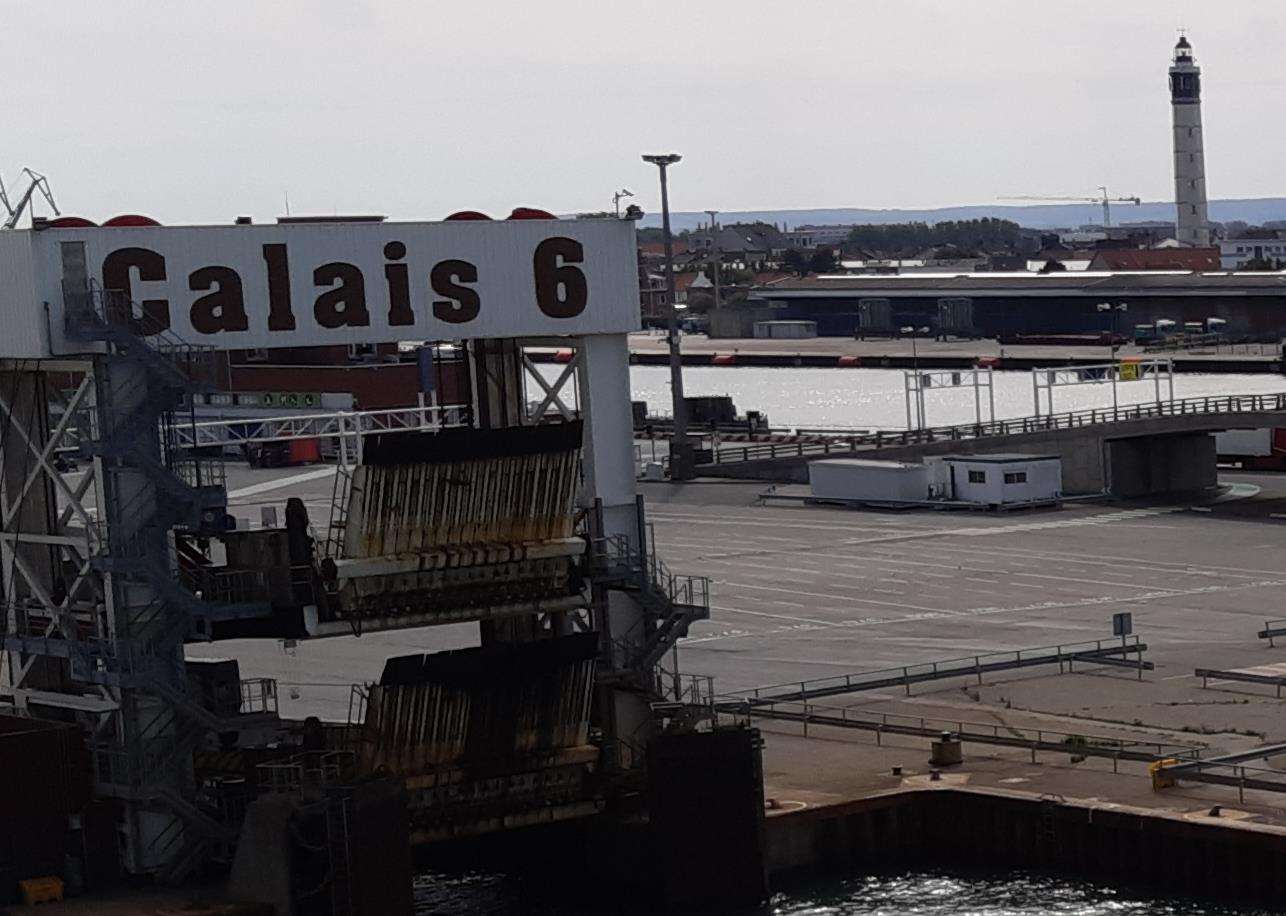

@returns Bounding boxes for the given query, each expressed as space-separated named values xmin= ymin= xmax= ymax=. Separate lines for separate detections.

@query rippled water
xmin=770 ymin=870 xmax=1268 ymax=915
xmin=623 ymin=366 xmax=1286 ymax=430
xmin=413 ymin=869 xmax=1266 ymax=915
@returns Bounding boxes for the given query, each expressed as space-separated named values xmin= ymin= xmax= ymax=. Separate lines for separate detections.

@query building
xmin=1088 ymin=248 xmax=1220 ymax=271
xmin=783 ymin=225 xmax=854 ymax=249
xmin=1220 ymin=238 xmax=1286 ymax=270
xmin=687 ymin=223 xmax=787 ymax=267
xmin=743 ymin=271 xmax=1286 ymax=338
xmin=1170 ymin=35 xmax=1211 ymax=246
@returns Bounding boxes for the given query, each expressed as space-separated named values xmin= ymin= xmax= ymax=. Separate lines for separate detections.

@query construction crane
xmin=1 ymin=167 xmax=59 ymax=229
xmin=999 ymin=186 xmax=1141 ymax=228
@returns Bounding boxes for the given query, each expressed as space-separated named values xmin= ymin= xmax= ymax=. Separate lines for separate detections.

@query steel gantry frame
xmin=0 ymin=281 xmax=276 ymax=880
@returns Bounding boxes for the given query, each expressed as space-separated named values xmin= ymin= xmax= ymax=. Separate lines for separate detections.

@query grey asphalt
xmin=195 ymin=464 xmax=1286 ymax=744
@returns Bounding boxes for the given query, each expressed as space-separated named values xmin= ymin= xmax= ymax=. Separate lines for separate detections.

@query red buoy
xmin=711 ymin=354 xmax=736 ymax=366
xmin=553 ymin=349 xmax=575 ymax=364
xmin=837 ymin=355 xmax=861 ymax=367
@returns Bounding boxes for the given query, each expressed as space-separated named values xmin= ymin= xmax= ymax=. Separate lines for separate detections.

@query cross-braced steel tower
xmin=1170 ymin=34 xmax=1211 ymax=247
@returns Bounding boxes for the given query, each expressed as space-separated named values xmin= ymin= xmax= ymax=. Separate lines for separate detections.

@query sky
xmin=4 ymin=1 xmax=1283 ymax=224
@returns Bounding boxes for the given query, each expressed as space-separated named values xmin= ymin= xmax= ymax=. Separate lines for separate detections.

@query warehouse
xmin=739 ymin=271 xmax=1286 ymax=338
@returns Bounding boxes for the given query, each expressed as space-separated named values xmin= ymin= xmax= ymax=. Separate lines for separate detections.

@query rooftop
xmin=752 ymin=270 xmax=1286 ymax=298
xmin=938 ymin=453 xmax=1061 ymax=464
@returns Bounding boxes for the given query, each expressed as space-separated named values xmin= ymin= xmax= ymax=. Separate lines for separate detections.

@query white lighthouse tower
xmin=1170 ymin=34 xmax=1211 ymax=246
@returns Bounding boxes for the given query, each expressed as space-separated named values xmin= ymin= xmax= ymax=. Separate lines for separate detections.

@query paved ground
xmin=200 ymin=465 xmax=1286 ymax=730
xmin=189 ymin=464 xmax=1286 ymax=818
xmin=651 ymin=473 xmax=1286 ymax=730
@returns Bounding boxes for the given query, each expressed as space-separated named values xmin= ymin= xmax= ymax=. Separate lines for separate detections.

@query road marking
xmin=686 ymin=577 xmax=1286 ymax=648
xmin=227 ymin=466 xmax=337 ymax=499
xmin=708 ymin=603 xmax=834 ymax=625
xmin=1011 ymin=570 xmax=1182 ymax=594
xmin=713 ymin=580 xmax=946 ymax=613
xmin=930 ymin=541 xmax=1278 ymax=580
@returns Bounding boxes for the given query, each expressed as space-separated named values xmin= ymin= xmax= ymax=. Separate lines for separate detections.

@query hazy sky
xmin=5 ymin=2 xmax=1282 ymax=223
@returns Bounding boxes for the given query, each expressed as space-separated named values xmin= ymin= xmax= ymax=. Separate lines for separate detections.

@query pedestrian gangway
xmin=702 ymin=392 xmax=1286 ymax=466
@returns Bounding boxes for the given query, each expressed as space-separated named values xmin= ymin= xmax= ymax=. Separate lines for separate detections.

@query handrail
xmin=722 ymin=636 xmax=1148 ymax=707
xmin=738 ymin=699 xmax=1204 ymax=764
xmin=712 ymin=391 xmax=1286 ymax=464
xmin=590 ymin=535 xmax=712 ymax=673
xmin=173 ymin=404 xmax=472 ymax=449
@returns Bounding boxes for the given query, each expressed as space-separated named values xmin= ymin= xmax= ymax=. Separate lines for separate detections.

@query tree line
xmin=845 ymin=218 xmax=1022 ymax=254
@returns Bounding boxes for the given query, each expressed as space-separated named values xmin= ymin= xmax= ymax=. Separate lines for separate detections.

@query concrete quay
xmin=608 ymin=332 xmax=1285 ymax=374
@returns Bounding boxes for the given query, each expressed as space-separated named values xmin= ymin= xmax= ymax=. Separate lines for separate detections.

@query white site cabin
xmin=808 ymin=453 xmax=1062 ymax=508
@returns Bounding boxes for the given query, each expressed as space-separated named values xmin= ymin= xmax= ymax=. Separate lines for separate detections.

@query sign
xmin=5 ymin=218 xmax=640 ymax=358
xmin=1112 ymin=611 xmax=1133 ymax=637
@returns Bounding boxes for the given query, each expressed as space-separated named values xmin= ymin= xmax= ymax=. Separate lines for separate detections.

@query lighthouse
xmin=1170 ymin=34 xmax=1211 ymax=246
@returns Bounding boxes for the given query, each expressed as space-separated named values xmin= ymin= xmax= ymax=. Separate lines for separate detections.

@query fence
xmin=709 ymin=392 xmax=1286 ymax=465
xmin=720 ymin=636 xmax=1150 ymax=709
xmin=741 ymin=702 xmax=1203 ymax=769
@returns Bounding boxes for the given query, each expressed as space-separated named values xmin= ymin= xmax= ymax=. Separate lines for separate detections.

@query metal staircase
xmin=591 ymin=532 xmax=711 ymax=681
xmin=49 ymin=282 xmax=262 ymax=878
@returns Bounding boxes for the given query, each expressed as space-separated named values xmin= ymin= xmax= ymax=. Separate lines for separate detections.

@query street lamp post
xmin=643 ymin=153 xmax=692 ymax=479
xmin=704 ymin=209 xmax=721 ymax=311
xmin=1096 ymin=302 xmax=1128 ymax=414
xmin=901 ymin=325 xmax=932 ymax=428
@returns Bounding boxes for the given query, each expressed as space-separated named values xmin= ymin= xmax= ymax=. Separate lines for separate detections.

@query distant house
xmin=1088 ymin=248 xmax=1220 ymax=271
xmin=1220 ymin=238 xmax=1286 ymax=270
xmin=637 ymin=239 xmax=688 ymax=260
xmin=638 ymin=255 xmax=667 ymax=320
xmin=687 ymin=223 xmax=787 ymax=268
xmin=783 ymin=225 xmax=853 ymax=249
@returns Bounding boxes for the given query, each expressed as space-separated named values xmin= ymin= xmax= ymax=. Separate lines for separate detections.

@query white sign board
xmin=1 ymin=218 xmax=640 ymax=357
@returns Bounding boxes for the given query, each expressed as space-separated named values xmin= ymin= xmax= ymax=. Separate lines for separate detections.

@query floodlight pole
xmin=643 ymin=153 xmax=692 ymax=479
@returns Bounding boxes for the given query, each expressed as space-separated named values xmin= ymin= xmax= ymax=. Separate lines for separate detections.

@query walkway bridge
xmin=699 ymin=392 xmax=1286 ymax=496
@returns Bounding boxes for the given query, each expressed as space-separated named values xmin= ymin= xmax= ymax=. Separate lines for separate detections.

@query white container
xmin=940 ymin=454 xmax=1062 ymax=506
xmin=1215 ymin=428 xmax=1272 ymax=458
xmin=808 ymin=458 xmax=931 ymax=503
xmin=753 ymin=320 xmax=818 ymax=339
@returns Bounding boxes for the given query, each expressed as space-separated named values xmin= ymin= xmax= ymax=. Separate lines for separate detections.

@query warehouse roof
xmin=938 ymin=453 xmax=1061 ymax=464
xmin=751 ymin=270 xmax=1286 ymax=299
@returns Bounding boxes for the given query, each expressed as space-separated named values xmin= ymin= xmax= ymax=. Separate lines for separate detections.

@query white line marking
xmin=227 ymin=466 xmax=337 ymax=499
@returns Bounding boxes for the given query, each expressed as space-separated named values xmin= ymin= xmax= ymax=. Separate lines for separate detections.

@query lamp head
xmin=642 ymin=154 xmax=682 ymax=167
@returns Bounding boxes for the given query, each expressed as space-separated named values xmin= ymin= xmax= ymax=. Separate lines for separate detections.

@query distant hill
xmin=637 ymin=199 xmax=1286 ymax=232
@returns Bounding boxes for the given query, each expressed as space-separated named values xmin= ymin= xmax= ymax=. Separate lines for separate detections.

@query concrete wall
xmin=766 ymin=788 xmax=1286 ymax=909
xmin=1107 ymin=432 xmax=1217 ymax=498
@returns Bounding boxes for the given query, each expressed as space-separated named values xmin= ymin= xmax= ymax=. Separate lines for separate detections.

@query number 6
xmin=533 ymin=237 xmax=588 ymax=318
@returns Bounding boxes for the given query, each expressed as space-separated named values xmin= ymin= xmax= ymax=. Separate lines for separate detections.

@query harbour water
xmin=770 ymin=870 xmax=1270 ymax=915
xmin=413 ymin=868 xmax=1269 ymax=915
xmin=623 ymin=365 xmax=1286 ymax=430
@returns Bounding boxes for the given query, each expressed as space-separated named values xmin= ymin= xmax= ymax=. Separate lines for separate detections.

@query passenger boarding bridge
xmin=0 ymin=216 xmax=711 ymax=881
